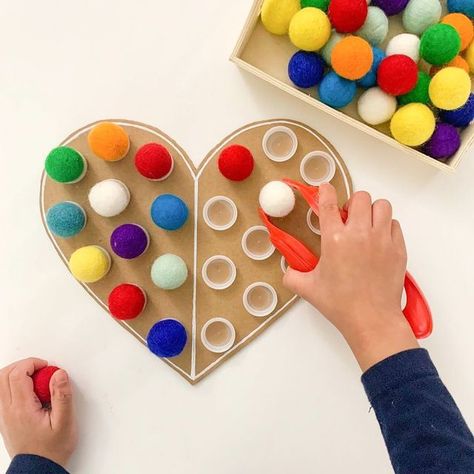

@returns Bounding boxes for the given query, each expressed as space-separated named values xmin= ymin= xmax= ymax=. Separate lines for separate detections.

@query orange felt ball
xmin=430 ymin=55 xmax=470 ymax=75
xmin=441 ymin=13 xmax=474 ymax=51
xmin=88 ymin=122 xmax=130 ymax=161
xmin=331 ymin=36 xmax=373 ymax=80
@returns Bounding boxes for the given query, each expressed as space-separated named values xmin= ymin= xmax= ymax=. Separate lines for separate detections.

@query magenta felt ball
xmin=423 ymin=123 xmax=461 ymax=160
xmin=372 ymin=0 xmax=409 ymax=16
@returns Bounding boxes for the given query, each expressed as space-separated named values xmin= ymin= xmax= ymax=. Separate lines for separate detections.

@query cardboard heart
xmin=40 ymin=119 xmax=352 ymax=384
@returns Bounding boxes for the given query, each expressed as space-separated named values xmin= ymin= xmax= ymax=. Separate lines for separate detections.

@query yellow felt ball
xmin=466 ymin=40 xmax=474 ymax=73
xmin=390 ymin=104 xmax=436 ymax=147
xmin=429 ymin=67 xmax=471 ymax=110
xmin=289 ymin=8 xmax=331 ymax=51
xmin=69 ymin=246 xmax=111 ymax=283
xmin=261 ymin=0 xmax=300 ymax=35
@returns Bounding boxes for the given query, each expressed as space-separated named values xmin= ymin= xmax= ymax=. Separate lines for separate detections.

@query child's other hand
xmin=0 ymin=358 xmax=77 ymax=468
xmin=284 ymin=184 xmax=418 ymax=371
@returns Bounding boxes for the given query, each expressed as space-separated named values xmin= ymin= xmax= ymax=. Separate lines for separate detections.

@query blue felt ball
xmin=288 ymin=51 xmax=325 ymax=88
xmin=357 ymin=47 xmax=386 ymax=88
xmin=151 ymin=194 xmax=188 ymax=231
xmin=439 ymin=93 xmax=474 ymax=128
xmin=46 ymin=201 xmax=86 ymax=238
xmin=147 ymin=319 xmax=187 ymax=358
xmin=447 ymin=0 xmax=474 ymax=17
xmin=318 ymin=72 xmax=356 ymax=109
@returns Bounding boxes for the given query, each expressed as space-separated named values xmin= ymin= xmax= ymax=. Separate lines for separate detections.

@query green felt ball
xmin=402 ymin=0 xmax=442 ymax=35
xmin=301 ymin=0 xmax=330 ymax=11
xmin=356 ymin=6 xmax=389 ymax=45
xmin=420 ymin=24 xmax=461 ymax=65
xmin=398 ymin=71 xmax=431 ymax=105
xmin=151 ymin=254 xmax=188 ymax=290
xmin=45 ymin=147 xmax=86 ymax=184
xmin=321 ymin=31 xmax=344 ymax=64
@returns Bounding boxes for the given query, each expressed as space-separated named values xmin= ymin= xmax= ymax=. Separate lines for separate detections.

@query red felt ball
xmin=218 ymin=145 xmax=254 ymax=181
xmin=32 ymin=366 xmax=60 ymax=404
xmin=134 ymin=143 xmax=173 ymax=180
xmin=108 ymin=283 xmax=146 ymax=320
xmin=328 ymin=0 xmax=368 ymax=33
xmin=377 ymin=55 xmax=418 ymax=96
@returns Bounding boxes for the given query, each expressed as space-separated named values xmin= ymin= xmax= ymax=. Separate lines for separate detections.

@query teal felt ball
xmin=318 ymin=71 xmax=357 ymax=108
xmin=321 ymin=31 xmax=344 ymax=64
xmin=356 ymin=6 xmax=389 ymax=45
xmin=46 ymin=202 xmax=86 ymax=238
xmin=402 ymin=0 xmax=442 ymax=35
xmin=447 ymin=0 xmax=474 ymax=18
xmin=398 ymin=71 xmax=431 ymax=105
xmin=151 ymin=254 xmax=188 ymax=290
xmin=420 ymin=24 xmax=461 ymax=65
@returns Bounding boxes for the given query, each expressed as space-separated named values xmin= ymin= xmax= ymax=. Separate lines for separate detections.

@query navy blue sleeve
xmin=362 ymin=348 xmax=474 ymax=474
xmin=6 ymin=454 xmax=69 ymax=474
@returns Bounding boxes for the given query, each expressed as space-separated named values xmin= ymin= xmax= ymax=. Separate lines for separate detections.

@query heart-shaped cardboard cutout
xmin=41 ymin=119 xmax=352 ymax=384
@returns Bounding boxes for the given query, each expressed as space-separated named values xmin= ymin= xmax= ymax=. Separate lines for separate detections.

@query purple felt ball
xmin=110 ymin=224 xmax=149 ymax=259
xmin=371 ymin=0 xmax=409 ymax=15
xmin=423 ymin=123 xmax=461 ymax=160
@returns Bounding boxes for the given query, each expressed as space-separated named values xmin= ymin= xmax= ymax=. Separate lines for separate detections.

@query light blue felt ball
xmin=151 ymin=254 xmax=188 ymax=290
xmin=46 ymin=201 xmax=86 ymax=238
xmin=357 ymin=47 xmax=385 ymax=88
xmin=402 ymin=0 xmax=442 ymax=35
xmin=150 ymin=194 xmax=188 ymax=231
xmin=447 ymin=0 xmax=474 ymax=18
xmin=356 ymin=6 xmax=389 ymax=45
xmin=318 ymin=72 xmax=356 ymax=109
xmin=321 ymin=31 xmax=344 ymax=65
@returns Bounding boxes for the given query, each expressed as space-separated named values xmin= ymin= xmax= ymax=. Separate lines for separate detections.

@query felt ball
xmin=390 ymin=103 xmax=436 ymax=146
xmin=147 ymin=319 xmax=187 ymax=358
xmin=150 ymin=194 xmax=189 ymax=231
xmin=32 ymin=366 xmax=60 ymax=404
xmin=331 ymin=36 xmax=373 ymax=80
xmin=467 ymin=40 xmax=474 ymax=73
xmin=328 ymin=0 xmax=368 ymax=33
xmin=134 ymin=143 xmax=173 ymax=181
xmin=88 ymin=122 xmax=130 ymax=161
xmin=422 ymin=123 xmax=461 ymax=159
xmin=319 ymin=71 xmax=357 ymax=108
xmin=386 ymin=33 xmax=420 ymax=62
xmin=110 ymin=224 xmax=149 ymax=259
xmin=88 ymin=179 xmax=130 ymax=217
xmin=46 ymin=202 xmax=87 ymax=238
xmin=289 ymin=7 xmax=331 ymax=51
xmin=357 ymin=87 xmax=397 ymax=124
xmin=439 ymin=93 xmax=474 ymax=127
xmin=45 ymin=147 xmax=87 ymax=184
xmin=108 ymin=283 xmax=146 ymax=320
xmin=402 ymin=0 xmax=442 ymax=35
xmin=357 ymin=47 xmax=385 ymax=87
xmin=398 ymin=71 xmax=431 ymax=105
xmin=377 ymin=55 xmax=418 ymax=96
xmin=429 ymin=67 xmax=471 ymax=110
xmin=288 ymin=51 xmax=325 ymax=87
xmin=441 ymin=13 xmax=474 ymax=50
xmin=218 ymin=145 xmax=254 ymax=181
xmin=151 ymin=254 xmax=188 ymax=290
xmin=261 ymin=0 xmax=301 ymax=35
xmin=356 ymin=6 xmax=389 ymax=45
xmin=301 ymin=0 xmax=330 ymax=11
xmin=259 ymin=181 xmax=296 ymax=217
xmin=419 ymin=24 xmax=461 ymax=65
xmin=447 ymin=0 xmax=474 ymax=18
xmin=69 ymin=246 xmax=111 ymax=283
xmin=321 ymin=31 xmax=345 ymax=64
xmin=430 ymin=55 xmax=470 ymax=75
xmin=371 ymin=0 xmax=409 ymax=15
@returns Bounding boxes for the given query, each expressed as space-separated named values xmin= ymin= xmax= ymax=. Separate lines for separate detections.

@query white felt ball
xmin=259 ymin=181 xmax=295 ymax=218
xmin=386 ymin=33 xmax=420 ymax=63
xmin=88 ymin=179 xmax=130 ymax=217
xmin=357 ymin=87 xmax=398 ymax=125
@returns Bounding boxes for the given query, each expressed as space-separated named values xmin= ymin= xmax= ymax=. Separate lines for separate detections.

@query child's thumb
xmin=283 ymin=267 xmax=314 ymax=297
xmin=50 ymin=369 xmax=74 ymax=430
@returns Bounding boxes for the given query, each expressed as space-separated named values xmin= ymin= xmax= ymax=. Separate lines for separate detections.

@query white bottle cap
xmin=262 ymin=126 xmax=298 ymax=162
xmin=202 ymin=196 xmax=238 ymax=231
xmin=201 ymin=255 xmax=237 ymax=290
xmin=201 ymin=317 xmax=236 ymax=353
xmin=300 ymin=151 xmax=336 ymax=186
xmin=242 ymin=282 xmax=278 ymax=317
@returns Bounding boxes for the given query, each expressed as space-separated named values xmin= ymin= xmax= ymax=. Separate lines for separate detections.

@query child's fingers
xmin=346 ymin=191 xmax=373 ymax=229
xmin=318 ymin=183 xmax=343 ymax=234
xmin=50 ymin=370 xmax=75 ymax=432
xmin=372 ymin=199 xmax=393 ymax=232
xmin=8 ymin=358 xmax=47 ymax=408
xmin=391 ymin=220 xmax=407 ymax=256
xmin=283 ymin=267 xmax=315 ymax=298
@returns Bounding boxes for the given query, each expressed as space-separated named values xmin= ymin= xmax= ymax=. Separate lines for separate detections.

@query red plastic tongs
xmin=259 ymin=178 xmax=433 ymax=339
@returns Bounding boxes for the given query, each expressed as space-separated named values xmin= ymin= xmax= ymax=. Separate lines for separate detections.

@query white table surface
xmin=0 ymin=1 xmax=473 ymax=472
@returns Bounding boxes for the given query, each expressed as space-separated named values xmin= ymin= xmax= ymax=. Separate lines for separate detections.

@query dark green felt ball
xmin=301 ymin=0 xmax=330 ymax=11
xmin=420 ymin=24 xmax=461 ymax=66
xmin=398 ymin=71 xmax=431 ymax=106
xmin=45 ymin=147 xmax=86 ymax=183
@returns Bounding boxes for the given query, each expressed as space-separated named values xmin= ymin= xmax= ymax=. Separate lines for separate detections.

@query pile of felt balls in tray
xmin=261 ymin=0 xmax=474 ymax=160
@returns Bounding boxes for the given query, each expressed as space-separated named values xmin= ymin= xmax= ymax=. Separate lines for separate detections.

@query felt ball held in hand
xmin=357 ymin=47 xmax=385 ymax=88
xmin=151 ymin=254 xmax=188 ymax=290
xmin=390 ymin=103 xmax=436 ymax=147
xmin=32 ymin=366 xmax=60 ymax=404
xmin=110 ymin=224 xmax=149 ymax=259
xmin=371 ymin=0 xmax=409 ymax=16
xmin=218 ymin=145 xmax=254 ymax=181
xmin=151 ymin=194 xmax=189 ymax=231
xmin=447 ymin=0 xmax=474 ymax=18
xmin=386 ymin=33 xmax=420 ymax=62
xmin=398 ymin=71 xmax=431 ymax=106
xmin=356 ymin=6 xmax=389 ymax=46
xmin=88 ymin=179 xmax=130 ymax=217
xmin=135 ymin=143 xmax=174 ymax=181
xmin=439 ymin=93 xmax=474 ymax=127
xmin=261 ymin=0 xmax=301 ymax=35
xmin=429 ymin=67 xmax=471 ymax=110
xmin=88 ymin=122 xmax=130 ymax=162
xmin=331 ymin=36 xmax=373 ymax=80
xmin=147 ymin=319 xmax=187 ymax=358
xmin=419 ymin=24 xmax=461 ymax=65
xmin=423 ymin=123 xmax=461 ymax=160
xmin=328 ymin=0 xmax=368 ymax=33
xmin=358 ymin=87 xmax=397 ymax=125
xmin=402 ymin=0 xmax=442 ymax=35
xmin=46 ymin=202 xmax=86 ymax=238
xmin=289 ymin=7 xmax=331 ymax=51
xmin=377 ymin=55 xmax=418 ymax=96
xmin=69 ymin=246 xmax=111 ymax=283
xmin=441 ymin=13 xmax=474 ymax=50
xmin=45 ymin=147 xmax=87 ymax=184
xmin=288 ymin=51 xmax=325 ymax=88
xmin=319 ymin=71 xmax=357 ymax=108
xmin=108 ymin=283 xmax=146 ymax=320
xmin=259 ymin=181 xmax=296 ymax=218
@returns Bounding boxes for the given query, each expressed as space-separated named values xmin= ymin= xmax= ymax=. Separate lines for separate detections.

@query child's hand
xmin=0 ymin=358 xmax=77 ymax=468
xmin=284 ymin=184 xmax=418 ymax=371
